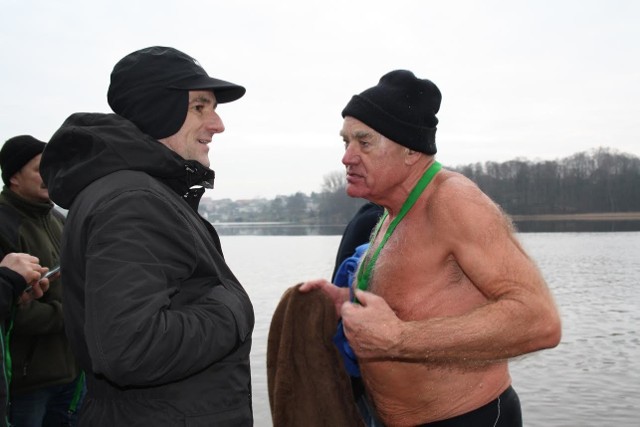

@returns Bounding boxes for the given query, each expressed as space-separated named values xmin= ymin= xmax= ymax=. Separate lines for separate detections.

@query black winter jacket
xmin=0 ymin=267 xmax=27 ymax=427
xmin=40 ymin=113 xmax=255 ymax=426
xmin=0 ymin=189 xmax=81 ymax=397
xmin=0 ymin=267 xmax=26 ymax=319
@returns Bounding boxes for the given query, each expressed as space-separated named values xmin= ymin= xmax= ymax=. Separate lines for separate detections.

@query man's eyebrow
xmin=339 ymin=129 xmax=372 ymax=139
xmin=340 ymin=130 xmax=373 ymax=139
xmin=189 ymin=95 xmax=217 ymax=106
xmin=354 ymin=130 xmax=371 ymax=139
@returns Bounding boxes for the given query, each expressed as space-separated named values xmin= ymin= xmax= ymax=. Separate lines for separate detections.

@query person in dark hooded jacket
xmin=39 ymin=46 xmax=255 ymax=427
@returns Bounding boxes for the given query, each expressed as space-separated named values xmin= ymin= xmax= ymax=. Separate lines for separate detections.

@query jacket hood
xmin=40 ymin=113 xmax=214 ymax=209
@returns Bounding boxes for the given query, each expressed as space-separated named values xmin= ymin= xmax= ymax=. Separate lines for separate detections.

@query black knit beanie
xmin=341 ymin=70 xmax=441 ymax=155
xmin=0 ymin=135 xmax=47 ymax=185
xmin=107 ymin=46 xmax=246 ymax=139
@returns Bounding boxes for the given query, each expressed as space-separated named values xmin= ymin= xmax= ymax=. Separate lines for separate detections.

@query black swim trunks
xmin=418 ymin=386 xmax=522 ymax=427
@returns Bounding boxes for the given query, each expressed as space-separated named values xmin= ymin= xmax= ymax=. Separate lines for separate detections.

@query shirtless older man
xmin=301 ymin=70 xmax=561 ymax=426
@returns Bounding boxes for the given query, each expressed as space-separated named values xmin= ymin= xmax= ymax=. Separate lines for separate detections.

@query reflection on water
xmin=220 ymin=233 xmax=640 ymax=427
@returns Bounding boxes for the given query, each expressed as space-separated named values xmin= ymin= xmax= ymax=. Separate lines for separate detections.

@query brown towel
xmin=267 ymin=284 xmax=365 ymax=427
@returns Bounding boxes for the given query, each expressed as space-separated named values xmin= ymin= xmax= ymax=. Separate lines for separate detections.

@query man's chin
xmin=345 ymin=185 xmax=367 ymax=199
xmin=197 ymin=157 xmax=210 ymax=168
xmin=39 ymin=190 xmax=51 ymax=203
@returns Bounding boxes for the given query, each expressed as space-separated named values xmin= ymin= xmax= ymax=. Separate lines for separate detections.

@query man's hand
xmin=18 ymin=278 xmax=50 ymax=305
xmin=299 ymin=279 xmax=350 ymax=317
xmin=1 ymin=252 xmax=44 ymax=283
xmin=0 ymin=253 xmax=51 ymax=306
xmin=341 ymin=289 xmax=403 ymax=360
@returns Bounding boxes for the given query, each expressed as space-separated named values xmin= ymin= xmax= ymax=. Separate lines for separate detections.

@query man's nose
xmin=342 ymin=145 xmax=358 ymax=165
xmin=207 ymin=111 xmax=225 ymax=133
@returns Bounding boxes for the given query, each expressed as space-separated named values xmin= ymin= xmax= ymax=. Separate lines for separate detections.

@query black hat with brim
xmin=108 ymin=46 xmax=245 ymax=139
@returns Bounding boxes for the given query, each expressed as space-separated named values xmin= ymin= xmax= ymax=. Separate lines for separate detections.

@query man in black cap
xmin=40 ymin=46 xmax=254 ymax=426
xmin=0 ymin=135 xmax=84 ymax=426
xmin=301 ymin=70 xmax=561 ymax=426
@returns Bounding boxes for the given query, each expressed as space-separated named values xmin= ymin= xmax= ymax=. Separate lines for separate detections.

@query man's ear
xmin=404 ymin=149 xmax=421 ymax=166
xmin=9 ymin=173 xmax=20 ymax=189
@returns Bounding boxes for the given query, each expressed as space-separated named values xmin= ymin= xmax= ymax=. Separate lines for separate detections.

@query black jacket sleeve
xmin=0 ymin=266 xmax=26 ymax=319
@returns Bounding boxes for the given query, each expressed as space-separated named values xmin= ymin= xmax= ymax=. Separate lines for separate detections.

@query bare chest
xmin=361 ymin=222 xmax=483 ymax=321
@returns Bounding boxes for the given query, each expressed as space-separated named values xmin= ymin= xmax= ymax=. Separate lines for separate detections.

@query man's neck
xmin=379 ymin=157 xmax=438 ymax=217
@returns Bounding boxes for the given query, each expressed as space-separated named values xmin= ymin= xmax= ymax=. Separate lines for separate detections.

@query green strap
xmin=68 ymin=370 xmax=85 ymax=414
xmin=4 ymin=305 xmax=17 ymax=387
xmin=355 ymin=161 xmax=442 ymax=299
xmin=2 ymin=305 xmax=16 ymax=427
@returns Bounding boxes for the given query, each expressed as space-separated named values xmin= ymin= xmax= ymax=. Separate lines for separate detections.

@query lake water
xmin=219 ymin=232 xmax=640 ymax=427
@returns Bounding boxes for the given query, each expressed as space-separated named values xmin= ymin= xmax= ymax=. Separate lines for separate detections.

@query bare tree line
xmin=453 ymin=148 xmax=640 ymax=215
xmin=201 ymin=147 xmax=640 ymax=226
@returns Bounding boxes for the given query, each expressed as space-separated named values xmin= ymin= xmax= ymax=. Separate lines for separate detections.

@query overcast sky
xmin=2 ymin=0 xmax=638 ymax=200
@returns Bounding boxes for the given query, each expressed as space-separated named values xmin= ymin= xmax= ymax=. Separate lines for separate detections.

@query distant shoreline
xmin=211 ymin=212 xmax=640 ymax=228
xmin=511 ymin=212 xmax=640 ymax=221
xmin=211 ymin=213 xmax=640 ymax=234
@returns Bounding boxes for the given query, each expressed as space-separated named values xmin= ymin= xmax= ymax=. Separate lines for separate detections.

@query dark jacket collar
xmin=0 ymin=187 xmax=54 ymax=218
xmin=163 ymin=161 xmax=215 ymax=212
xmin=41 ymin=113 xmax=217 ymax=210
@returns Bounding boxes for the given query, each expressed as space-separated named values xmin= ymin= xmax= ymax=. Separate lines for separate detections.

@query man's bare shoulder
xmin=427 ymin=168 xmax=509 ymax=234
xmin=433 ymin=169 xmax=477 ymax=189
xmin=429 ymin=169 xmax=491 ymax=209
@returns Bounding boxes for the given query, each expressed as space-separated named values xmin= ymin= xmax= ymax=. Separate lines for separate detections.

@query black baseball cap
xmin=107 ymin=46 xmax=246 ymax=139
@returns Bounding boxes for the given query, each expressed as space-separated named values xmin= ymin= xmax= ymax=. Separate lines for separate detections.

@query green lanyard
xmin=68 ymin=370 xmax=85 ymax=415
xmin=354 ymin=161 xmax=441 ymax=300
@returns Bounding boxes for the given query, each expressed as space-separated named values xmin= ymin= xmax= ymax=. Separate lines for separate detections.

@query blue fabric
xmin=332 ymin=243 xmax=369 ymax=377
xmin=333 ymin=243 xmax=369 ymax=288
xmin=333 ymin=319 xmax=361 ymax=377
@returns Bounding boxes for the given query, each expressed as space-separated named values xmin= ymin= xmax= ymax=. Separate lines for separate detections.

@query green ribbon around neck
xmin=354 ymin=161 xmax=442 ymax=301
